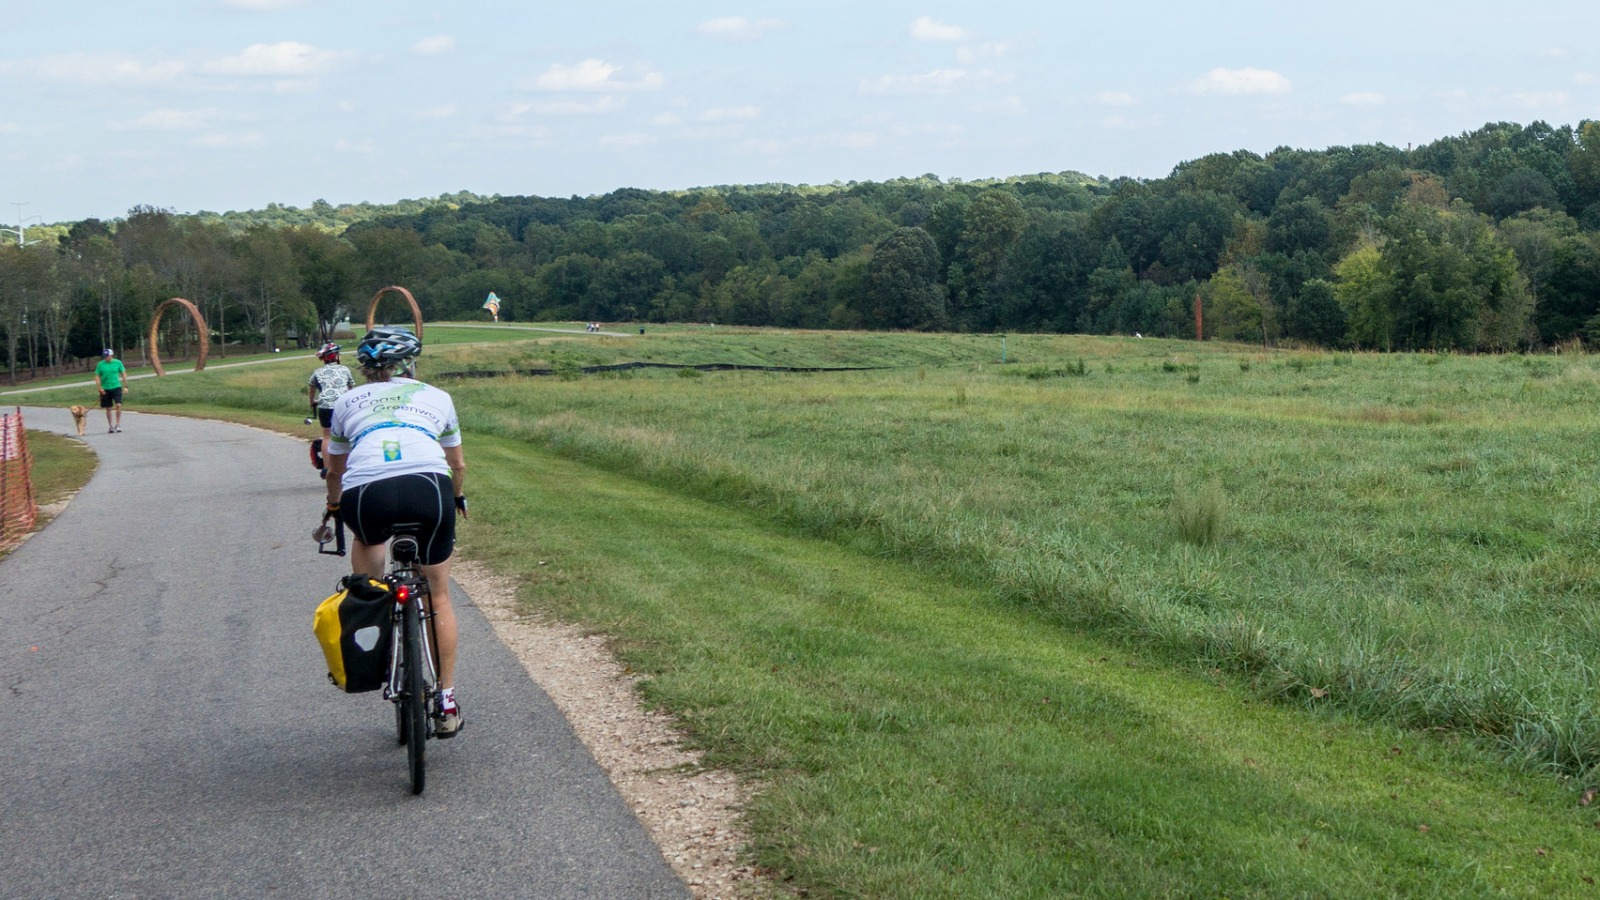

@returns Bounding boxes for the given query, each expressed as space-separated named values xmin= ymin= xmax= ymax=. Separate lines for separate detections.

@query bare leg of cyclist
xmin=419 ymin=560 xmax=458 ymax=690
xmin=349 ymin=539 xmax=386 ymax=581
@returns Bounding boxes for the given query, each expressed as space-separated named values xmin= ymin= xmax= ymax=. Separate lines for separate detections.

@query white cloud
xmin=735 ymin=137 xmax=785 ymax=156
xmin=1575 ymin=73 xmax=1598 ymax=85
xmin=696 ymin=17 xmax=786 ymax=41
xmin=192 ymin=132 xmax=263 ymax=149
xmin=699 ymin=105 xmax=761 ymax=123
xmin=219 ymin=0 xmax=310 ymax=8
xmin=1100 ymin=114 xmax=1163 ymax=132
xmin=653 ymin=112 xmax=684 ymax=126
xmin=1185 ymin=67 xmax=1292 ymax=96
xmin=861 ymin=69 xmax=970 ymax=95
xmin=910 ymin=16 xmax=969 ymax=42
xmin=270 ymin=79 xmax=320 ymax=94
xmin=1511 ymin=90 xmax=1569 ymax=108
xmin=120 ymin=108 xmax=228 ymax=130
xmin=818 ymin=132 xmax=878 ymax=150
xmin=599 ymin=133 xmax=658 ymax=149
xmin=1092 ymin=91 xmax=1137 ymax=107
xmin=12 ymin=53 xmax=185 ymax=86
xmin=334 ymin=138 xmax=374 ymax=154
xmin=470 ymin=121 xmax=551 ymax=142
xmin=202 ymin=42 xmax=347 ymax=77
xmin=892 ymin=122 xmax=965 ymax=138
xmin=957 ymin=43 xmax=1010 ymax=64
xmin=1339 ymin=92 xmax=1386 ymax=106
xmin=0 ymin=121 xmax=47 ymax=137
xmin=1537 ymin=47 xmax=1568 ymax=59
xmin=676 ymin=125 xmax=745 ymax=141
xmin=527 ymin=96 xmax=625 ymax=115
xmin=976 ymin=95 xmax=1027 ymax=116
xmin=412 ymin=36 xmax=456 ymax=57
xmin=414 ymin=104 xmax=457 ymax=120
xmin=524 ymin=59 xmax=663 ymax=92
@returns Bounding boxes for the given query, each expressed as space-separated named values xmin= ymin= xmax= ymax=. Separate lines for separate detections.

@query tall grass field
xmin=16 ymin=324 xmax=1600 ymax=896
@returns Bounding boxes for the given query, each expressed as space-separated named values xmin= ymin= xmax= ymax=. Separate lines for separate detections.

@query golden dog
xmin=69 ymin=405 xmax=89 ymax=436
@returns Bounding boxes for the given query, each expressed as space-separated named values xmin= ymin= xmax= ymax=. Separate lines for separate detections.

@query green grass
xmin=429 ymin=336 xmax=1600 ymax=784
xmin=465 ymin=436 xmax=1600 ymax=897
xmin=17 ymin=324 xmax=1600 ymax=895
xmin=26 ymin=430 xmax=98 ymax=505
xmin=3 ymin=429 xmax=97 ymax=560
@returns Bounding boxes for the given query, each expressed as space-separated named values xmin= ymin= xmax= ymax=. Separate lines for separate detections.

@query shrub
xmin=1170 ymin=478 xmax=1227 ymax=545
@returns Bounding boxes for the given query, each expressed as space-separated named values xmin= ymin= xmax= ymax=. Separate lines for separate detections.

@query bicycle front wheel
xmin=403 ymin=598 xmax=427 ymax=795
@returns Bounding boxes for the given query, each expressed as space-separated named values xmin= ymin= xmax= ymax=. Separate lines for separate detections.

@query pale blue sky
xmin=3 ymin=1 xmax=1597 ymax=223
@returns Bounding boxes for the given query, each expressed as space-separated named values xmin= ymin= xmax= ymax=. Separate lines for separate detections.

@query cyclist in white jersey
xmin=323 ymin=327 xmax=468 ymax=736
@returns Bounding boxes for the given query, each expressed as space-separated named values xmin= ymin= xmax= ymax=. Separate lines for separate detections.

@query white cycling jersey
xmin=325 ymin=377 xmax=462 ymax=491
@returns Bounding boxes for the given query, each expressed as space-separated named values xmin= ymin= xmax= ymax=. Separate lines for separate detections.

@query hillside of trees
xmin=5 ymin=119 xmax=1600 ymax=381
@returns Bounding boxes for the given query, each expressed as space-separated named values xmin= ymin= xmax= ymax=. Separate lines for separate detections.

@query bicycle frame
xmin=385 ymin=534 xmax=441 ymax=793
xmin=382 ymin=537 xmax=440 ymax=709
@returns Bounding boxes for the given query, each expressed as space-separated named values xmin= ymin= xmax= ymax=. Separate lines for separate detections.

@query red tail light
xmin=396 ymin=585 xmax=411 ymax=604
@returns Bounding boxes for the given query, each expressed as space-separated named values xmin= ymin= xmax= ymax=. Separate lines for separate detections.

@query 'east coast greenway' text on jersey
xmin=325 ymin=378 xmax=461 ymax=490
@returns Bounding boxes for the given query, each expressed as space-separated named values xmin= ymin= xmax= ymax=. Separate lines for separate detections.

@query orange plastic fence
xmin=0 ymin=408 xmax=37 ymax=544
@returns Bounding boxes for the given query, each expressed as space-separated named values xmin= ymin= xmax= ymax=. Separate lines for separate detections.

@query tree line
xmin=4 ymin=119 xmax=1600 ymax=381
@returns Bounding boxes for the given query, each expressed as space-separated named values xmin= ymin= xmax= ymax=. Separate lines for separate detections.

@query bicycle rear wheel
xmin=403 ymin=598 xmax=427 ymax=794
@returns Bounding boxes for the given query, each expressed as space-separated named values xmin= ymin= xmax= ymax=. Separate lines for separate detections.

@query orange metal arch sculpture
xmin=147 ymin=297 xmax=210 ymax=376
xmin=364 ymin=285 xmax=424 ymax=339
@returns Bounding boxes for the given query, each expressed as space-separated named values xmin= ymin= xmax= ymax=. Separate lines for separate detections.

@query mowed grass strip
xmin=465 ymin=436 xmax=1599 ymax=897
xmin=2 ymin=429 xmax=98 ymax=560
xmin=26 ymin=430 xmax=97 ymax=506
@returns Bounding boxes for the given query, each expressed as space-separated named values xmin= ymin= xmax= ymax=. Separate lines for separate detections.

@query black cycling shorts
xmin=338 ymin=472 xmax=457 ymax=565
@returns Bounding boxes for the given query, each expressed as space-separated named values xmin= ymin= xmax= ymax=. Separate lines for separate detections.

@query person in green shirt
xmin=95 ymin=348 xmax=128 ymax=433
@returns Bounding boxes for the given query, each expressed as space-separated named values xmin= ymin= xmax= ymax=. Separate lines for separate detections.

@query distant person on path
xmin=306 ymin=342 xmax=355 ymax=454
xmin=323 ymin=327 xmax=468 ymax=736
xmin=95 ymin=349 xmax=127 ymax=433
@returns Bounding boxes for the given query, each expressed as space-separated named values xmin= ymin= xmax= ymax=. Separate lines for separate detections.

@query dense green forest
xmin=5 ymin=119 xmax=1600 ymax=380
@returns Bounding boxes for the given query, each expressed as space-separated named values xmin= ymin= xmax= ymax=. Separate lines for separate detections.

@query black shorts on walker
xmin=317 ymin=407 xmax=334 ymax=428
xmin=338 ymin=472 xmax=457 ymax=565
xmin=99 ymin=388 xmax=123 ymax=408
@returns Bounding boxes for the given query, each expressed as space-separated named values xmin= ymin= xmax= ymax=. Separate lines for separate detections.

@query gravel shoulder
xmin=453 ymin=560 xmax=769 ymax=900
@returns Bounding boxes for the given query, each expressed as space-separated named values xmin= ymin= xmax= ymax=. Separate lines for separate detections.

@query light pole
xmin=0 ymin=202 xmax=42 ymax=247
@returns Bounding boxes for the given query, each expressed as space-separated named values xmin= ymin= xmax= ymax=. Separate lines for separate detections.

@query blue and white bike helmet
xmin=355 ymin=327 xmax=422 ymax=369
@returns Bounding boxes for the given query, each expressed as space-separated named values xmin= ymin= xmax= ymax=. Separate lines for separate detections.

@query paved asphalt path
xmin=0 ymin=406 xmax=687 ymax=899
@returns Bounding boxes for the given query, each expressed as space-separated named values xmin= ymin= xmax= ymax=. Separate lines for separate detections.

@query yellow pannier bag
xmin=313 ymin=577 xmax=393 ymax=692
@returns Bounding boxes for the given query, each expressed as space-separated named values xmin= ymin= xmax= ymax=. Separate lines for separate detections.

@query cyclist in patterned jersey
xmin=323 ymin=327 xmax=468 ymax=736
xmin=307 ymin=342 xmax=355 ymax=440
